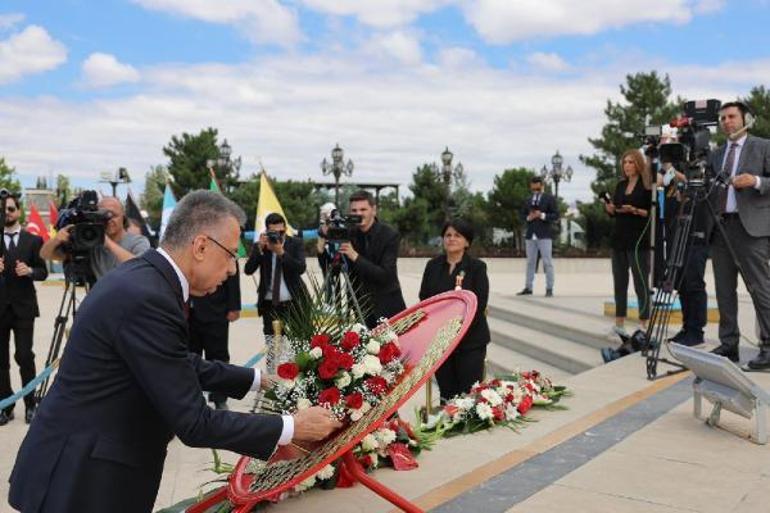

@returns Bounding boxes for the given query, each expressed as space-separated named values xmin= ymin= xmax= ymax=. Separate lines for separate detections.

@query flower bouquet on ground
xmin=419 ymin=370 xmax=571 ymax=438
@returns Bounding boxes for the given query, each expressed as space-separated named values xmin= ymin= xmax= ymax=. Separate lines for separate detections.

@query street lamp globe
xmin=441 ymin=147 xmax=453 ymax=166
xmin=220 ymin=139 xmax=232 ymax=160
xmin=551 ymin=150 xmax=563 ymax=170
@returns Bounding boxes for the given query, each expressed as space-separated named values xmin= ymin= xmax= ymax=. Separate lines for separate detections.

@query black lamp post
xmin=540 ymin=150 xmax=573 ymax=204
xmin=100 ymin=167 xmax=131 ymax=196
xmin=321 ymin=143 xmax=354 ymax=206
xmin=207 ymin=139 xmax=242 ymax=192
xmin=429 ymin=146 xmax=463 ymax=222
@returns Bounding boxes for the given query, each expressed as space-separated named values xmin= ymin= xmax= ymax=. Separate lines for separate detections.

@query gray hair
xmin=161 ymin=190 xmax=246 ymax=249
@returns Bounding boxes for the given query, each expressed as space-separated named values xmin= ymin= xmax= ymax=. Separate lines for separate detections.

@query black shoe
xmin=545 ymin=289 xmax=553 ymax=297
xmin=667 ymin=330 xmax=686 ymax=343
xmin=25 ymin=405 xmax=37 ymax=424
xmin=0 ymin=410 xmax=14 ymax=426
xmin=711 ymin=344 xmax=739 ymax=363
xmin=747 ymin=349 xmax=770 ymax=370
xmin=214 ymin=400 xmax=229 ymax=411
xmin=678 ymin=335 xmax=705 ymax=347
xmin=516 ymin=288 xmax=532 ymax=296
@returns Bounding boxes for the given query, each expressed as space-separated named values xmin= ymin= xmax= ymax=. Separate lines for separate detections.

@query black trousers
xmin=0 ymin=306 xmax=37 ymax=414
xmin=611 ymin=248 xmax=650 ymax=320
xmin=188 ymin=316 xmax=230 ymax=404
xmin=677 ymin=242 xmax=709 ymax=336
xmin=435 ymin=345 xmax=487 ymax=402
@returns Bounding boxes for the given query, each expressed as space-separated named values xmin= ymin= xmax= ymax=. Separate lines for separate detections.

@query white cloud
xmin=0 ymin=13 xmax=25 ymax=30
xmin=363 ymin=31 xmax=423 ymax=66
xmin=527 ymin=52 xmax=569 ymax=72
xmin=461 ymin=0 xmax=697 ymax=43
xmin=132 ymin=0 xmax=302 ymax=46
xmin=437 ymin=47 xmax=482 ymax=69
xmin=82 ymin=53 xmax=141 ymax=88
xmin=0 ymin=25 xmax=67 ymax=84
xmin=301 ymin=0 xmax=449 ymax=28
xmin=693 ymin=0 xmax=725 ymax=14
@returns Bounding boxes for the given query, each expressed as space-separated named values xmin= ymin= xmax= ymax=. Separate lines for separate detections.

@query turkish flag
xmin=25 ymin=203 xmax=50 ymax=242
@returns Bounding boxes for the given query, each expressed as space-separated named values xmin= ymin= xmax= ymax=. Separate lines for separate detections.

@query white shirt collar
xmin=5 ymin=224 xmax=21 ymax=235
xmin=729 ymin=134 xmax=747 ymax=147
xmin=156 ymin=247 xmax=189 ymax=302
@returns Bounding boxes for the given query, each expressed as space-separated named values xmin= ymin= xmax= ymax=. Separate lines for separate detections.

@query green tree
xmin=740 ymin=85 xmax=770 ymax=140
xmin=163 ymin=128 xmax=240 ymax=196
xmin=141 ymin=165 xmax=169 ymax=229
xmin=486 ymin=167 xmax=535 ymax=246
xmin=0 ymin=157 xmax=21 ymax=192
xmin=408 ymin=163 xmax=448 ymax=235
xmin=55 ymin=174 xmax=73 ymax=206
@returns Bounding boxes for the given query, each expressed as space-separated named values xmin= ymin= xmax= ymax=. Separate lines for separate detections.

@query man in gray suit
xmin=708 ymin=101 xmax=770 ymax=369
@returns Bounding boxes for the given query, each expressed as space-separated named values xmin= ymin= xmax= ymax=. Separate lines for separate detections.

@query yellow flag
xmin=255 ymin=171 xmax=294 ymax=239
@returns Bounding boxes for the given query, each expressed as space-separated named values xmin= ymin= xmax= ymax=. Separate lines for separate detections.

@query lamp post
xmin=320 ymin=143 xmax=354 ymax=206
xmin=539 ymin=150 xmax=572 ymax=205
xmin=207 ymin=139 xmax=242 ymax=192
xmin=429 ymin=146 xmax=463 ymax=222
xmin=99 ymin=167 xmax=131 ymax=196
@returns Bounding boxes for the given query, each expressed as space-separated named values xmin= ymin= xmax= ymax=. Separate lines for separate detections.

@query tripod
xmin=322 ymin=247 xmax=366 ymax=326
xmin=645 ymin=174 xmax=770 ymax=379
xmin=35 ymin=274 xmax=90 ymax=401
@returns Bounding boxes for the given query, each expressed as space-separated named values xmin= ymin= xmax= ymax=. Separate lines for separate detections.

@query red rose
xmin=323 ymin=345 xmax=341 ymax=361
xmin=341 ymin=331 xmax=360 ymax=350
xmin=492 ymin=406 xmax=505 ymax=421
xmin=277 ymin=362 xmax=299 ymax=380
xmin=365 ymin=376 xmax=388 ymax=395
xmin=517 ymin=395 xmax=533 ymax=415
xmin=378 ymin=342 xmax=401 ymax=364
xmin=318 ymin=359 xmax=339 ymax=380
xmin=444 ymin=404 xmax=459 ymax=417
xmin=311 ymin=334 xmax=331 ymax=349
xmin=338 ymin=352 xmax=354 ymax=370
xmin=345 ymin=392 xmax=363 ymax=409
xmin=318 ymin=387 xmax=341 ymax=405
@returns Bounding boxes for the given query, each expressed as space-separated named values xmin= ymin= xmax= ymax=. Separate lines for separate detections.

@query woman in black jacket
xmin=419 ymin=219 xmax=490 ymax=401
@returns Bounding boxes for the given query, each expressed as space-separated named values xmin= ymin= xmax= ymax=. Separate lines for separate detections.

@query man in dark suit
xmin=0 ymin=195 xmax=48 ymax=426
xmin=244 ymin=212 xmax=307 ymax=343
xmin=8 ymin=191 xmax=340 ymax=513
xmin=517 ymin=176 xmax=559 ymax=297
xmin=338 ymin=189 xmax=406 ymax=328
xmin=708 ymin=101 xmax=770 ymax=369
xmin=188 ymin=269 xmax=241 ymax=410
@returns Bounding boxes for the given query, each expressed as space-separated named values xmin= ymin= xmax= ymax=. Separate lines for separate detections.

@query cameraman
xmin=244 ymin=213 xmax=307 ymax=337
xmin=337 ymin=189 xmax=406 ymax=328
xmin=40 ymin=197 xmax=150 ymax=280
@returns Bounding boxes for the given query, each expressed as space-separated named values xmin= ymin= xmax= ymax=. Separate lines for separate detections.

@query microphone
xmin=727 ymin=116 xmax=755 ymax=141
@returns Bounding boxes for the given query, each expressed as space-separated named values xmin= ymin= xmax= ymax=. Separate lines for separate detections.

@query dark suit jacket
xmin=0 ymin=230 xmax=48 ymax=318
xmin=9 ymin=249 xmax=283 ymax=513
xmin=348 ymin=221 xmax=406 ymax=328
xmin=520 ymin=192 xmax=559 ymax=239
xmin=189 ymin=269 xmax=241 ymax=323
xmin=244 ymin=236 xmax=307 ymax=312
xmin=708 ymin=134 xmax=770 ymax=238
xmin=419 ymin=254 xmax=490 ymax=350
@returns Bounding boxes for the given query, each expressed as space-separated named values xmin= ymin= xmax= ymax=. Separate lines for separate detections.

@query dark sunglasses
xmin=5 ymin=206 xmax=17 ymax=213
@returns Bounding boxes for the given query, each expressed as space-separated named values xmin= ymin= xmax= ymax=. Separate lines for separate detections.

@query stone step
xmin=485 ymin=342 xmax=572 ymax=383
xmin=487 ymin=317 xmax=603 ymax=375
xmin=488 ymin=295 xmax=610 ymax=350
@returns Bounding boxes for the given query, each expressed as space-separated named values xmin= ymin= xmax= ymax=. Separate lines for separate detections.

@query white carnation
xmin=457 ymin=397 xmax=475 ymax=411
xmin=295 ymin=475 xmax=316 ymax=492
xmin=351 ymin=363 xmax=366 ymax=379
xmin=376 ymin=428 xmax=397 ymax=447
xmin=363 ymin=354 xmax=382 ymax=376
xmin=309 ymin=347 xmax=323 ymax=359
xmin=365 ymin=340 xmax=381 ymax=355
xmin=351 ymin=323 xmax=368 ymax=335
xmin=361 ymin=434 xmax=378 ymax=452
xmin=335 ymin=372 xmax=352 ymax=388
xmin=350 ymin=408 xmax=364 ymax=422
xmin=296 ymin=397 xmax=312 ymax=410
xmin=317 ymin=464 xmax=335 ymax=481
xmin=480 ymin=389 xmax=503 ymax=407
xmin=475 ymin=402 xmax=493 ymax=420
xmin=505 ymin=404 xmax=520 ymax=421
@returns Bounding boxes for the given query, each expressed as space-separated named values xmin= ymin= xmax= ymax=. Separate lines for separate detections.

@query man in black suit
xmin=188 ymin=269 xmax=241 ymax=410
xmin=338 ymin=189 xmax=406 ymax=328
xmin=517 ymin=176 xmax=559 ymax=297
xmin=0 ymin=195 xmax=48 ymax=426
xmin=707 ymin=101 xmax=770 ymax=369
xmin=9 ymin=191 xmax=340 ymax=513
xmin=244 ymin=212 xmax=307 ymax=338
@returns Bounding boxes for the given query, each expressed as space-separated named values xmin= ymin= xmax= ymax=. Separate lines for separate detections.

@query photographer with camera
xmin=708 ymin=101 xmax=770 ymax=369
xmin=603 ymin=149 xmax=652 ymax=338
xmin=40 ymin=196 xmax=150 ymax=281
xmin=336 ymin=189 xmax=406 ymax=329
xmin=244 ymin=213 xmax=308 ymax=337
xmin=1 ymin=195 xmax=48 ymax=426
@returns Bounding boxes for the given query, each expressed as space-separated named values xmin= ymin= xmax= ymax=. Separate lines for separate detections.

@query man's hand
xmin=338 ymin=242 xmax=359 ymax=262
xmin=0 ymin=256 xmax=4 ymax=273
xmin=260 ymin=373 xmax=277 ymax=390
xmin=604 ymin=202 xmax=615 ymax=215
xmin=55 ymin=225 xmax=74 ymax=244
xmin=268 ymin=239 xmax=285 ymax=257
xmin=14 ymin=260 xmax=32 ymax=277
xmin=732 ymin=173 xmax=758 ymax=190
xmin=258 ymin=233 xmax=269 ymax=251
xmin=292 ymin=406 xmax=343 ymax=442
xmin=226 ymin=310 xmax=240 ymax=322
xmin=526 ymin=209 xmax=541 ymax=221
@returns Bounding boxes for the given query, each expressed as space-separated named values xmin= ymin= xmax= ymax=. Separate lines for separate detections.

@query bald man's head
xmin=99 ymin=196 xmax=127 ymax=239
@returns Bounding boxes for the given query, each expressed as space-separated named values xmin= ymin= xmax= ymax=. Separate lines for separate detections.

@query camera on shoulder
xmin=56 ymin=190 xmax=111 ymax=253
xmin=325 ymin=209 xmax=362 ymax=243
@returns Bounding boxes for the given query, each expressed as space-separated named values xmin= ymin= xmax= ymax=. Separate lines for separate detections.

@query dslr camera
xmin=324 ymin=209 xmax=362 ymax=243
xmin=265 ymin=230 xmax=285 ymax=244
xmin=56 ymin=190 xmax=111 ymax=253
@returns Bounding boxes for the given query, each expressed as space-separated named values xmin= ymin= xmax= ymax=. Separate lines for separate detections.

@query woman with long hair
xmin=603 ymin=149 xmax=652 ymax=336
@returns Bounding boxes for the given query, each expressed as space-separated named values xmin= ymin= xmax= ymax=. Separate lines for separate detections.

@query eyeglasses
xmin=205 ymin=235 xmax=239 ymax=267
xmin=5 ymin=206 xmax=17 ymax=213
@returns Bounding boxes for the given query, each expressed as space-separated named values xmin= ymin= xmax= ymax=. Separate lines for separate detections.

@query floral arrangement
xmin=266 ymin=321 xmax=405 ymax=423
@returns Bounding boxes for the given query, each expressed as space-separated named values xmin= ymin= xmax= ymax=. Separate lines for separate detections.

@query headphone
xmin=723 ymin=101 xmax=756 ymax=140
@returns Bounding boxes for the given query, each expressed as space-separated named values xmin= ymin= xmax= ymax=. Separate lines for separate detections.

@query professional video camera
xmin=55 ymin=190 xmax=111 ymax=254
xmin=324 ymin=209 xmax=362 ymax=243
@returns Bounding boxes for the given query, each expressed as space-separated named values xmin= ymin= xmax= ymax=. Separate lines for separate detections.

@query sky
xmin=1 ymin=0 xmax=768 ymax=205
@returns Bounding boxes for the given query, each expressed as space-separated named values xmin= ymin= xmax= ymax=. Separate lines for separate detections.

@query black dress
xmin=419 ymin=253 xmax=490 ymax=401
